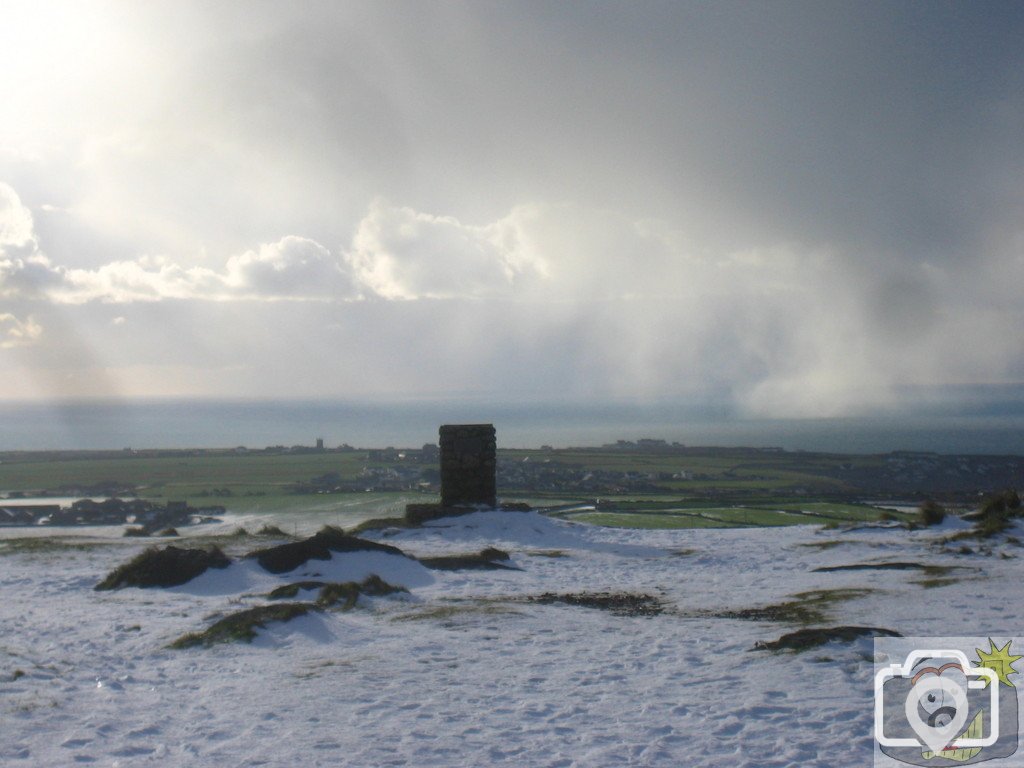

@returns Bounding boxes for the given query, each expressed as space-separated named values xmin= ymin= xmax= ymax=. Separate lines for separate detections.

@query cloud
xmin=0 ymin=313 xmax=42 ymax=349
xmin=0 ymin=183 xmax=36 ymax=248
xmin=225 ymin=236 xmax=357 ymax=300
xmin=1 ymin=190 xmax=359 ymax=304
xmin=344 ymin=200 xmax=543 ymax=300
xmin=2 ymin=182 xmax=1023 ymax=417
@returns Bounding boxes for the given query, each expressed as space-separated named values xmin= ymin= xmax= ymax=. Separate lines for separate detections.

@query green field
xmin=0 ymin=446 xmax=931 ymax=530
xmin=0 ymin=452 xmax=368 ymax=495
xmin=566 ymin=501 xmax=912 ymax=529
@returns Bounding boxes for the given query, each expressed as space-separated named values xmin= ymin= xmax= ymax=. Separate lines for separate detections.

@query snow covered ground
xmin=1 ymin=511 xmax=1021 ymax=766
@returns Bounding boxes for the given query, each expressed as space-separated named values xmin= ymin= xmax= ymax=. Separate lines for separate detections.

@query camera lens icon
xmin=905 ymin=674 xmax=971 ymax=754
xmin=876 ymin=649 xmax=1000 ymax=756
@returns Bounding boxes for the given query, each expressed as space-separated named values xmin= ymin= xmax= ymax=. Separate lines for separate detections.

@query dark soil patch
xmin=419 ymin=547 xmax=515 ymax=571
xmin=527 ymin=591 xmax=665 ymax=617
xmin=96 ymin=545 xmax=230 ymax=590
xmin=246 ymin=526 xmax=409 ymax=574
xmin=753 ymin=626 xmax=901 ymax=652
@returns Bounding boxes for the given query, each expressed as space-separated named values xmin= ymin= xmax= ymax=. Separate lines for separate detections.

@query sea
xmin=0 ymin=398 xmax=1022 ymax=455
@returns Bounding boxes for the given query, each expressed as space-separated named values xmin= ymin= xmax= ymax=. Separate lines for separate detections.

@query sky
xmin=1 ymin=0 xmax=1022 ymax=418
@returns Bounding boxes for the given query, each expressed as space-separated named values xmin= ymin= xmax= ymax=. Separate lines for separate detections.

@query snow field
xmin=1 ymin=511 xmax=1020 ymax=766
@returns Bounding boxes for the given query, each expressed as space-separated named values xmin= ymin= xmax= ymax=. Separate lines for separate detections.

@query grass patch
xmin=572 ymin=503 xmax=900 ymax=529
xmin=917 ymin=500 xmax=946 ymax=527
xmin=948 ymin=490 xmax=1023 ymax=542
xmin=798 ymin=540 xmax=853 ymax=550
xmin=572 ymin=512 xmax=725 ymax=529
xmin=170 ymin=603 xmax=314 ymax=648
xmin=246 ymin=525 xmax=408 ymax=574
xmin=267 ymin=581 xmax=325 ymax=599
xmin=526 ymin=591 xmax=666 ymax=617
xmin=347 ymin=516 xmax=415 ymax=535
xmin=0 ymin=538 xmax=107 ymax=555
xmin=95 ymin=545 xmax=230 ymax=590
xmin=269 ymin=575 xmax=407 ymax=604
xmin=393 ymin=602 xmax=523 ymax=622
xmin=813 ymin=562 xmax=959 ymax=575
xmin=706 ymin=588 xmax=873 ymax=625
xmin=753 ymin=626 xmax=902 ymax=652
xmin=913 ymin=576 xmax=961 ymax=589
xmin=173 ymin=576 xmax=407 ymax=648
xmin=419 ymin=547 xmax=515 ymax=571
xmin=317 ymin=575 xmax=407 ymax=608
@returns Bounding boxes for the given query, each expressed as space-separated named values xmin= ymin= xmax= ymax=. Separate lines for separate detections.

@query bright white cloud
xmin=0 ymin=183 xmax=36 ymax=247
xmin=344 ymin=200 xmax=545 ymax=300
xmin=0 ymin=194 xmax=358 ymax=304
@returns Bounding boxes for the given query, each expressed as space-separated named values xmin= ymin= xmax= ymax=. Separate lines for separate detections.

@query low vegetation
xmin=917 ymin=499 xmax=946 ymax=527
xmin=753 ymin=626 xmax=901 ymax=652
xmin=172 ymin=575 xmax=406 ymax=648
xmin=170 ymin=603 xmax=314 ymax=648
xmin=812 ymin=561 xmax=959 ymax=575
xmin=95 ymin=545 xmax=230 ymax=590
xmin=946 ymin=490 xmax=1023 ymax=541
xmin=393 ymin=601 xmax=523 ymax=623
xmin=246 ymin=525 xmax=409 ymax=574
xmin=706 ymin=588 xmax=874 ymax=626
xmin=525 ymin=591 xmax=666 ymax=617
xmin=267 ymin=581 xmax=326 ymax=599
xmin=419 ymin=547 xmax=515 ymax=571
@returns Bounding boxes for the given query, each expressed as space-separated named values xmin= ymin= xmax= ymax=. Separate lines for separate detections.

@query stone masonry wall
xmin=439 ymin=424 xmax=497 ymax=508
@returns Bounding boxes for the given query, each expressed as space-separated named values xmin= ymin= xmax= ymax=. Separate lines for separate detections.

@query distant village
xmin=3 ymin=438 xmax=1023 ymax=525
xmin=0 ymin=498 xmax=224 ymax=532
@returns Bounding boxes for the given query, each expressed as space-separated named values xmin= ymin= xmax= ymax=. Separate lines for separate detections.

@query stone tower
xmin=438 ymin=424 xmax=497 ymax=508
